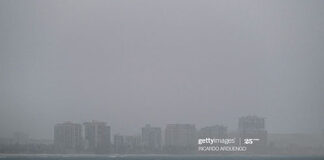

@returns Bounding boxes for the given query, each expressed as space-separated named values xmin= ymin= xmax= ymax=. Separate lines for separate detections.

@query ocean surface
xmin=0 ymin=155 xmax=323 ymax=160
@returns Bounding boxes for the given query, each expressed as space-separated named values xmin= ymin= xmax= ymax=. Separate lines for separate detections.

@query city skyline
xmin=0 ymin=114 xmax=322 ymax=140
xmin=0 ymin=115 xmax=323 ymax=155
xmin=55 ymin=116 xmax=264 ymax=153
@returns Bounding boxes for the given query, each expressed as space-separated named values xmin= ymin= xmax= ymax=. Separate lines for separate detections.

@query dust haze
xmin=0 ymin=0 xmax=323 ymax=139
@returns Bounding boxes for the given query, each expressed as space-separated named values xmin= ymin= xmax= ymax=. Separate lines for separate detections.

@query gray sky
xmin=0 ymin=0 xmax=324 ymax=139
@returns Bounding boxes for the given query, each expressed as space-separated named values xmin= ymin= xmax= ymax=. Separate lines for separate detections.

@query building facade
xmin=83 ymin=121 xmax=111 ymax=153
xmin=54 ymin=122 xmax=82 ymax=152
xmin=113 ymin=134 xmax=124 ymax=153
xmin=141 ymin=124 xmax=162 ymax=152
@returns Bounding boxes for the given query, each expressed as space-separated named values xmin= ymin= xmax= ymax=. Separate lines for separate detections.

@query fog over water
xmin=0 ymin=0 xmax=323 ymax=139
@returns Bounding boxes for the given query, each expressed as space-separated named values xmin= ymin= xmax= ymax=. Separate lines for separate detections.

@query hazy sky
xmin=1 ymin=0 xmax=324 ymax=139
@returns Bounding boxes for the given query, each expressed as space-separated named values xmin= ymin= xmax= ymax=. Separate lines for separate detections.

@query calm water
xmin=0 ymin=155 xmax=323 ymax=160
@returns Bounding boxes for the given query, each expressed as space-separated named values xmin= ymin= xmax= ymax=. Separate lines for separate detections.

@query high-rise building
xmin=165 ymin=124 xmax=196 ymax=152
xmin=199 ymin=125 xmax=227 ymax=138
xmin=83 ymin=121 xmax=111 ymax=153
xmin=113 ymin=134 xmax=125 ymax=153
xmin=54 ymin=122 xmax=82 ymax=152
xmin=238 ymin=115 xmax=267 ymax=151
xmin=141 ymin=124 xmax=162 ymax=152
